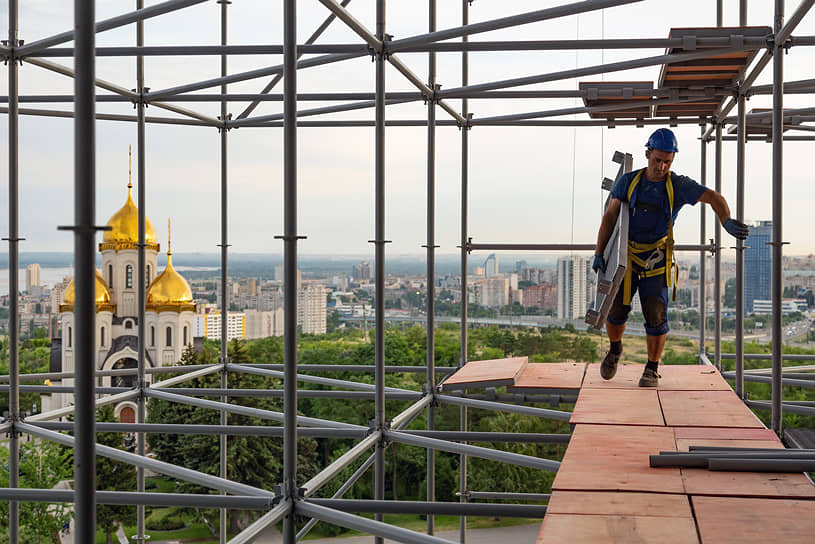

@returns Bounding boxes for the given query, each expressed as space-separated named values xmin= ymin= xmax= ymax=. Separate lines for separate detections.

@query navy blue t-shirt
xmin=610 ymin=169 xmax=707 ymax=244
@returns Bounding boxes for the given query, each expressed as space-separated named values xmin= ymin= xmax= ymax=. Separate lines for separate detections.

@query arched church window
xmin=108 ymin=264 xmax=113 ymax=288
xmin=67 ymin=326 xmax=72 ymax=348
xmin=166 ymin=326 xmax=172 ymax=347
xmin=100 ymin=326 xmax=105 ymax=347
xmin=147 ymin=265 xmax=152 ymax=284
xmin=126 ymin=265 xmax=133 ymax=288
xmin=183 ymin=326 xmax=188 ymax=346
xmin=151 ymin=326 xmax=155 ymax=347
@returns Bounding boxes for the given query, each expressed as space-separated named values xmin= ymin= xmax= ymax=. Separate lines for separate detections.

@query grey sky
xmin=1 ymin=1 xmax=814 ymax=257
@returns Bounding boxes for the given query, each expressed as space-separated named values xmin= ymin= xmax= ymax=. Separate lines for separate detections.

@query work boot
xmin=638 ymin=367 xmax=661 ymax=387
xmin=600 ymin=350 xmax=621 ymax=380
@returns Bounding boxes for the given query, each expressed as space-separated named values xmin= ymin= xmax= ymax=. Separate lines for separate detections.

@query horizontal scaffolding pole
xmin=746 ymin=400 xmax=815 ymax=417
xmin=463 ymin=491 xmax=551 ymax=501
xmin=27 ymin=44 xmax=368 ymax=57
xmin=467 ymin=242 xmax=714 ymax=253
xmin=296 ymin=500 xmax=452 ymax=544
xmin=0 ymin=385 xmax=129 ymax=394
xmin=385 ymin=430 xmax=561 ymax=471
xmin=399 ymin=430 xmax=571 ymax=443
xmin=153 ymin=388 xmax=423 ymax=401
xmin=307 ymin=498 xmax=548 ymax=517
xmin=227 ymin=363 xmax=415 ymax=393
xmin=720 ymin=372 xmax=815 ymax=388
xmin=438 ymin=46 xmax=750 ymax=97
xmin=17 ymin=422 xmax=274 ymax=497
xmin=145 ymin=388 xmax=365 ymax=429
xmin=28 ymin=422 xmax=368 ymax=438
xmin=0 ymin=489 xmax=273 ymax=509
xmin=0 ymin=106 xmax=215 ymax=127
xmin=708 ymin=458 xmax=815 ymax=472
xmin=229 ymin=96 xmax=420 ymax=128
xmin=16 ymin=0 xmax=209 ymax=57
xmin=650 ymin=450 xmax=815 ymax=468
xmin=720 ymin=354 xmax=815 ymax=361
xmin=436 ymin=394 xmax=573 ymax=422
xmin=25 ymin=390 xmax=139 ymax=423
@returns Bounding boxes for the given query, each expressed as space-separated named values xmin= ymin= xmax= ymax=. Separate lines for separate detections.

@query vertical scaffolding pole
xmin=735 ymin=84 xmax=746 ymax=398
xmin=74 ymin=0 xmax=98 ymax=540
xmin=699 ymin=125 xmax=707 ymax=360
xmin=374 ymin=2 xmax=387 ymax=542
xmin=714 ymin=124 xmax=723 ymax=371
xmin=425 ymin=0 xmax=437 ymax=535
xmin=282 ymin=0 xmax=299 ymax=541
xmin=771 ymin=0 xmax=784 ymax=434
xmin=135 ymin=1 xmax=148 ymax=541
xmin=219 ymin=0 xmax=230 ymax=541
xmin=6 ymin=0 xmax=20 ymax=540
xmin=459 ymin=1 xmax=469 ymax=542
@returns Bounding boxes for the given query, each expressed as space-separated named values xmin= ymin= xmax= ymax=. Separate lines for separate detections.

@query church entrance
xmin=111 ymin=357 xmax=138 ymax=388
xmin=118 ymin=406 xmax=136 ymax=423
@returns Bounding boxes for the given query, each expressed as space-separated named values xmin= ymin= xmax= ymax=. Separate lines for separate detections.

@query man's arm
xmin=697 ymin=188 xmax=749 ymax=239
xmin=595 ymin=198 xmax=622 ymax=255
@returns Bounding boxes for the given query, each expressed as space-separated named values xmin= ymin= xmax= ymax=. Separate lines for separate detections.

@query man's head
xmin=645 ymin=128 xmax=678 ymax=181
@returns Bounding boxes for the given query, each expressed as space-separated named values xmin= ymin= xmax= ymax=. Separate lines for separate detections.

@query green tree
xmin=18 ymin=440 xmax=73 ymax=543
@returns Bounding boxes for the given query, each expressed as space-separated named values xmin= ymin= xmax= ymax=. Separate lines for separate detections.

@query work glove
xmin=723 ymin=218 xmax=749 ymax=240
xmin=592 ymin=254 xmax=607 ymax=274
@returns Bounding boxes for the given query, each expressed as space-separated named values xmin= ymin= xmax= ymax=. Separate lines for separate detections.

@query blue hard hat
xmin=645 ymin=128 xmax=679 ymax=153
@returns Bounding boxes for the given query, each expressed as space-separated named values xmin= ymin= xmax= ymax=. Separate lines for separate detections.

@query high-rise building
xmin=194 ymin=311 xmax=246 ymax=341
xmin=474 ymin=277 xmax=509 ymax=308
xmin=298 ymin=284 xmax=327 ymax=334
xmin=353 ymin=261 xmax=372 ymax=281
xmin=745 ymin=220 xmax=772 ymax=314
xmin=557 ymin=256 xmax=590 ymax=320
xmin=25 ymin=263 xmax=41 ymax=291
xmin=484 ymin=254 xmax=499 ymax=277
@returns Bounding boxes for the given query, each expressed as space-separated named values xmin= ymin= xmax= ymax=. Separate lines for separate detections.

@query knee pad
xmin=607 ymin=303 xmax=630 ymax=323
xmin=642 ymin=294 xmax=667 ymax=328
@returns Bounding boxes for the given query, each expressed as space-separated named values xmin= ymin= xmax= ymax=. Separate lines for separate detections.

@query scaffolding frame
xmin=2 ymin=0 xmax=815 ymax=542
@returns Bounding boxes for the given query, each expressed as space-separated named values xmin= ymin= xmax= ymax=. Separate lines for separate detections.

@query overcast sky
xmin=1 ymin=0 xmax=814 ymax=259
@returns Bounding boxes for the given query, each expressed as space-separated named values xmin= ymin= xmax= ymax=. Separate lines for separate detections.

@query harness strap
xmin=622 ymin=169 xmax=678 ymax=306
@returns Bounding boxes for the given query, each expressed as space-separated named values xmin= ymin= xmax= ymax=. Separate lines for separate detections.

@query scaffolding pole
xmin=714 ymin=123 xmax=723 ymax=371
xmin=771 ymin=0 xmax=785 ymax=434
xmin=735 ymin=76 xmax=746 ymax=398
xmin=699 ymin=124 xmax=707 ymax=360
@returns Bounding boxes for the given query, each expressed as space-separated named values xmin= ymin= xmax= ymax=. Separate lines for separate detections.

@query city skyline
xmin=2 ymin=2 xmax=815 ymax=256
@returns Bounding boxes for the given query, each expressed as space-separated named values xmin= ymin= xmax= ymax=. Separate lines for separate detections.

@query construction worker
xmin=593 ymin=128 xmax=748 ymax=387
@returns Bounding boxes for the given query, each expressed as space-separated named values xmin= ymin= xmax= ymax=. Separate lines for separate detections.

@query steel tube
xmin=28 ymin=422 xmax=368 ymax=438
xmin=747 ymin=400 xmax=815 ymax=417
xmin=400 ymin=431 xmax=571 ymax=443
xmin=26 ymin=390 xmax=140 ymax=423
xmin=19 ymin=422 xmax=275 ymax=497
xmin=374 ymin=3 xmax=387 ymax=539
xmin=228 ymin=501 xmax=293 ymax=544
xmin=436 ymin=394 xmax=572 ymax=421
xmin=316 ymin=0 xmax=383 ymax=52
xmin=385 ymin=431 xmax=561 ymax=472
xmin=135 ymin=2 xmax=148 ymax=540
xmin=459 ymin=3 xmax=469 ymax=538
xmin=6 ymin=0 xmax=20 ymax=539
xmin=771 ymin=0 xmax=785 ymax=434
xmin=227 ymin=363 xmax=414 ymax=393
xmin=465 ymin=492 xmax=551 ymax=501
xmin=296 ymin=501 xmax=451 ymax=544
xmin=467 ymin=242 xmax=712 ymax=252
xmin=721 ymin=373 xmax=815 ymax=388
xmin=73 ymin=0 xmax=98 ymax=538
xmin=776 ymin=0 xmax=815 ymax=44
xmin=708 ymin=458 xmax=815 ymax=472
xmin=17 ymin=0 xmax=209 ymax=56
xmin=144 ymin=388 xmax=365 ymax=429
xmin=152 ymin=388 xmax=423 ymax=400
xmin=307 ymin=499 xmax=547 ymax=518
xmin=387 ymin=0 xmax=644 ymax=51
xmin=735 ymin=82 xmax=746 ymax=397
xmin=714 ymin=123 xmax=723 ymax=370
xmin=438 ymin=46 xmax=747 ymax=97
xmin=425 ymin=0 xmax=437 ymax=534
xmin=302 ymin=432 xmax=381 ymax=497
xmin=699 ymin=124 xmax=707 ymax=359
xmin=0 ymin=489 xmax=273 ymax=509
xmin=219 ymin=1 xmax=230 ymax=541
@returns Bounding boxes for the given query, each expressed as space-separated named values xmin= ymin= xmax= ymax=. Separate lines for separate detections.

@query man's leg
xmin=646 ymin=333 xmax=667 ymax=362
xmin=602 ymin=287 xmax=632 ymax=380
xmin=639 ymin=285 xmax=670 ymax=387
xmin=606 ymin=321 xmax=626 ymax=342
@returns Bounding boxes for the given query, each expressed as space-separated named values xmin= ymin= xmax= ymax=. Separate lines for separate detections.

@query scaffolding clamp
xmin=218 ymin=113 xmax=233 ymax=133
xmin=130 ymin=87 xmax=150 ymax=109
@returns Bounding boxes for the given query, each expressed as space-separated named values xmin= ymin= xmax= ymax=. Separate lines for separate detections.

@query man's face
xmin=645 ymin=148 xmax=675 ymax=181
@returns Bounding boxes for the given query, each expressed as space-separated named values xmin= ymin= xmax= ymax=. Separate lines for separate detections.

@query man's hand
xmin=723 ymin=218 xmax=749 ymax=240
xmin=592 ymin=254 xmax=607 ymax=274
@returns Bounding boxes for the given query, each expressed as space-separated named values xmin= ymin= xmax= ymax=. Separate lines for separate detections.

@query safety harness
xmin=622 ymin=168 xmax=679 ymax=305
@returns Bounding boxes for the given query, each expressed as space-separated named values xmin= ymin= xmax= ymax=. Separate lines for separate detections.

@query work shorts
xmin=606 ymin=271 xmax=670 ymax=336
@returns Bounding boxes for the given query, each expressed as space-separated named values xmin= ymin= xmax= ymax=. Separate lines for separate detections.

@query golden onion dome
xmin=146 ymin=219 xmax=195 ymax=313
xmin=100 ymin=148 xmax=159 ymax=251
xmin=60 ymin=268 xmax=115 ymax=313
xmin=102 ymin=183 xmax=158 ymax=246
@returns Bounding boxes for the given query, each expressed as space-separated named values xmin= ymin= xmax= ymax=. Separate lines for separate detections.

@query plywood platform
xmin=440 ymin=356 xmax=529 ymax=391
xmin=537 ymin=364 xmax=815 ymax=543
xmin=508 ymin=362 xmax=586 ymax=393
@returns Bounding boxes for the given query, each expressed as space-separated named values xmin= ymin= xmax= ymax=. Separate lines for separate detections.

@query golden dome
xmin=101 ymin=183 xmax=158 ymax=248
xmin=147 ymin=220 xmax=195 ymax=313
xmin=60 ymin=268 xmax=115 ymax=313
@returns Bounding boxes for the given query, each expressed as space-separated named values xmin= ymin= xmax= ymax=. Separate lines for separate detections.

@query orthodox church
xmin=47 ymin=154 xmax=195 ymax=422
